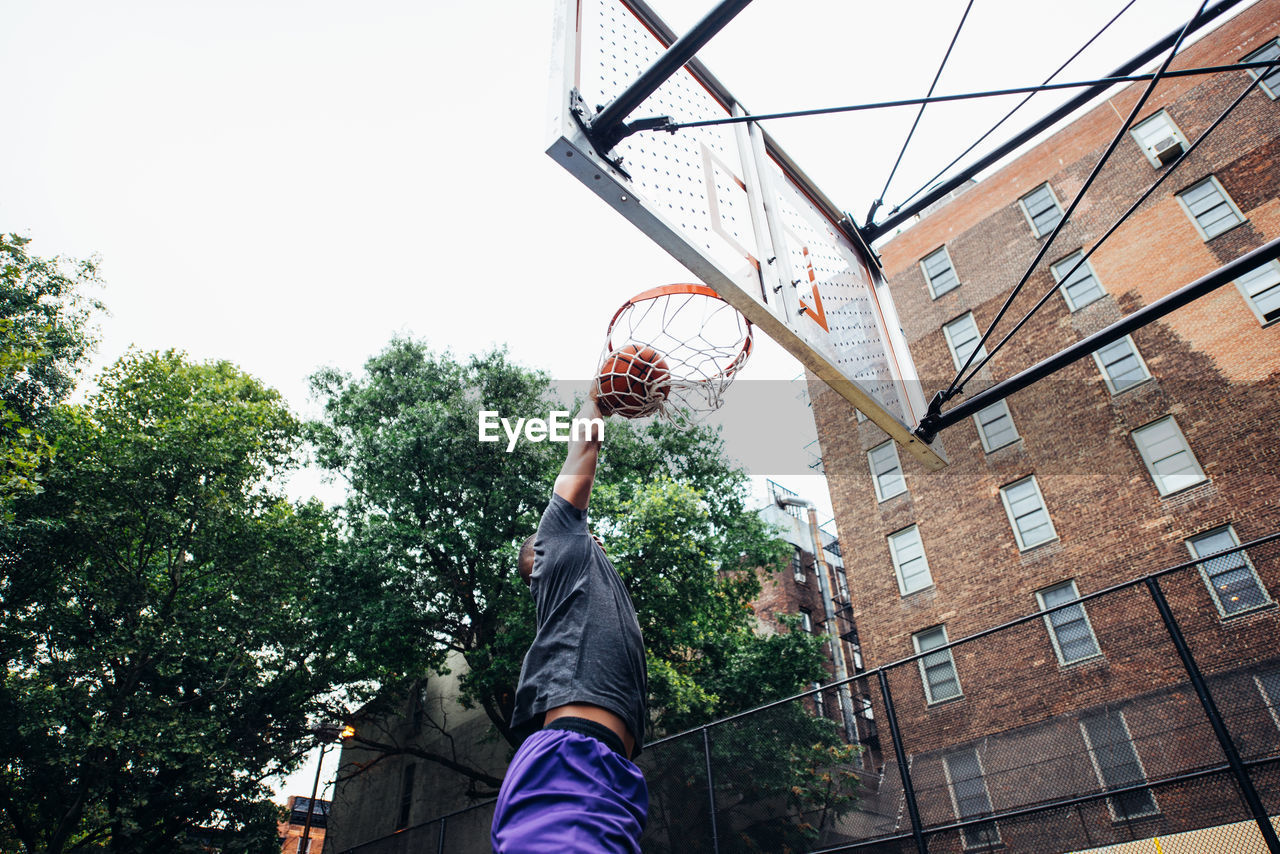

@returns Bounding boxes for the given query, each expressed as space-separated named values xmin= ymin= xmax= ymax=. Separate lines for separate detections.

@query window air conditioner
xmin=1151 ymin=135 xmax=1184 ymax=165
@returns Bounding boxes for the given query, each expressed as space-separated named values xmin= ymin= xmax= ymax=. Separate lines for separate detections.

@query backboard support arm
xmin=913 ymin=236 xmax=1280 ymax=444
xmin=864 ymin=0 xmax=1246 ymax=239
xmin=585 ymin=0 xmax=755 ymax=153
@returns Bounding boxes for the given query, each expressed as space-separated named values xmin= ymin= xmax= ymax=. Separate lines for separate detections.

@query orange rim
xmin=604 ymin=283 xmax=754 ymax=380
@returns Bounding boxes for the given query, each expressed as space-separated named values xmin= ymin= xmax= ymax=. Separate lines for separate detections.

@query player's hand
xmin=585 ymin=385 xmax=609 ymax=419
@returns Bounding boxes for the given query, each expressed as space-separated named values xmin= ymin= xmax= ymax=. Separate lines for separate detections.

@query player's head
xmin=518 ymin=534 xmax=537 ymax=587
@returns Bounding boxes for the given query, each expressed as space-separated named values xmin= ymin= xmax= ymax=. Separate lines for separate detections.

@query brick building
xmin=809 ymin=2 xmax=1280 ymax=849
xmin=278 ymin=796 xmax=329 ymax=854
xmin=753 ymin=482 xmax=879 ymax=768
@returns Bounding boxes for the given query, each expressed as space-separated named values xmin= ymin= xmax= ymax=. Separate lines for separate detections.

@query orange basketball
xmin=595 ymin=344 xmax=671 ymax=418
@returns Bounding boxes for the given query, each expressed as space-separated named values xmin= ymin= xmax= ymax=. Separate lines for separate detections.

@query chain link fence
xmin=341 ymin=532 xmax=1280 ymax=853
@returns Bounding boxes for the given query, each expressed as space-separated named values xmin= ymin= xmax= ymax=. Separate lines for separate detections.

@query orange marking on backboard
xmin=797 ymin=246 xmax=829 ymax=332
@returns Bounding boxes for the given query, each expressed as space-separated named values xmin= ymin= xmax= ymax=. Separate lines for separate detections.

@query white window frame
xmin=999 ymin=475 xmax=1058 ymax=551
xmin=913 ymin=625 xmax=962 ymax=705
xmin=943 ymin=313 xmax=986 ymax=372
xmin=1255 ymin=671 xmax=1280 ymax=731
xmin=811 ymin=681 xmax=825 ymax=718
xmin=1051 ymin=250 xmax=1107 ymax=311
xmin=869 ymin=440 xmax=907 ymax=502
xmin=1235 ymin=259 xmax=1280 ymax=326
xmin=1079 ymin=710 xmax=1160 ymax=822
xmin=1131 ymin=416 xmax=1207 ymax=496
xmin=921 ymin=246 xmax=961 ymax=298
xmin=1129 ymin=110 xmax=1188 ymax=168
xmin=942 ymin=748 xmax=1002 ymax=850
xmin=1018 ymin=183 xmax=1064 ymax=238
xmin=974 ymin=399 xmax=1019 ymax=452
xmin=1091 ymin=335 xmax=1152 ymax=394
xmin=1185 ymin=526 xmax=1272 ymax=618
xmin=799 ymin=608 xmax=813 ymax=633
xmin=792 ymin=546 xmax=807 ymax=583
xmin=1176 ymin=176 xmax=1245 ymax=241
xmin=1036 ymin=580 xmax=1103 ymax=666
xmin=1244 ymin=39 xmax=1280 ymax=99
xmin=889 ymin=525 xmax=934 ymax=596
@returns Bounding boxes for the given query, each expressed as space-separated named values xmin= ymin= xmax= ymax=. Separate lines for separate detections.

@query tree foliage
xmin=0 ymin=351 xmax=359 ymax=852
xmin=0 ymin=235 xmax=101 ymax=514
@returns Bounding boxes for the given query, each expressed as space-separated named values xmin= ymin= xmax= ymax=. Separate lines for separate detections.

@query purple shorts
xmin=491 ymin=722 xmax=648 ymax=853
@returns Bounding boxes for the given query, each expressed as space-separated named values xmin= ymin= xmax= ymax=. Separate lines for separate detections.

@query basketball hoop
xmin=596 ymin=283 xmax=753 ymax=420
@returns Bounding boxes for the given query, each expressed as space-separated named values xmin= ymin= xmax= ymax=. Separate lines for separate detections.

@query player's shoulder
xmin=541 ymin=492 xmax=589 ymax=531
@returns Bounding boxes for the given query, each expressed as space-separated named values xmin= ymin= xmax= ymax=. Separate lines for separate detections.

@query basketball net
xmin=597 ymin=283 xmax=753 ymax=422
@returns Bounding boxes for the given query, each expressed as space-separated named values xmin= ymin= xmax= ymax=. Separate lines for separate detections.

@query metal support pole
xmin=588 ymin=0 xmax=755 ymax=152
xmin=437 ymin=816 xmax=447 ymax=854
xmin=877 ymin=670 xmax=927 ymax=854
xmin=915 ymin=236 xmax=1280 ymax=442
xmin=702 ymin=726 xmax=720 ymax=854
xmin=299 ymin=743 xmax=327 ymax=854
xmin=865 ymin=0 xmax=1245 ymax=239
xmin=1144 ymin=577 xmax=1280 ymax=853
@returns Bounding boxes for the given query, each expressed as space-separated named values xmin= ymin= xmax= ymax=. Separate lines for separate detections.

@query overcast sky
xmin=1 ymin=0 xmax=1255 ymax=811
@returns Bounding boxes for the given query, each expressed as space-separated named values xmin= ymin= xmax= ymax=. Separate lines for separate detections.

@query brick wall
xmin=811 ymin=0 xmax=1280 ymax=840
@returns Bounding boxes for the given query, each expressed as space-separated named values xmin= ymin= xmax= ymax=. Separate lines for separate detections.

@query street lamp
xmin=299 ymin=724 xmax=354 ymax=854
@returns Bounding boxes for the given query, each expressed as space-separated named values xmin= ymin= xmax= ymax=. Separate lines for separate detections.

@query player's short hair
xmin=518 ymin=534 xmax=537 ymax=586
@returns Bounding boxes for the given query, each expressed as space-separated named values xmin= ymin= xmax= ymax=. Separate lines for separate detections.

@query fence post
xmin=702 ymin=726 xmax=720 ymax=854
xmin=878 ymin=670 xmax=928 ymax=853
xmin=1144 ymin=576 xmax=1280 ymax=853
xmin=437 ymin=816 xmax=447 ymax=854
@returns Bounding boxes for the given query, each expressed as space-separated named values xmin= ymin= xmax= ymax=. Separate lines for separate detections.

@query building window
xmin=1092 ymin=335 xmax=1151 ymax=394
xmin=1051 ymin=250 xmax=1106 ymax=311
xmin=1131 ymin=416 xmax=1207 ymax=495
xmin=1236 ymin=260 xmax=1280 ymax=325
xmin=799 ymin=607 xmax=814 ymax=633
xmin=835 ymin=566 xmax=850 ymax=601
xmin=869 ymin=440 xmax=907 ymax=501
xmin=1019 ymin=183 xmax=1064 ymax=237
xmin=914 ymin=625 xmax=962 ymax=704
xmin=943 ymin=748 xmax=1001 ymax=849
xmin=1256 ymin=670 xmax=1280 ymax=730
xmin=1080 ymin=710 xmax=1159 ymax=821
xmin=1130 ymin=110 xmax=1187 ymax=167
xmin=1177 ymin=176 xmax=1244 ymax=240
xmin=943 ymin=313 xmax=986 ymax=372
xmin=974 ymin=400 xmax=1019 ymax=452
xmin=1037 ymin=580 xmax=1102 ymax=665
xmin=1187 ymin=527 xmax=1271 ymax=617
xmin=921 ymin=246 xmax=960 ymax=298
xmin=999 ymin=476 xmax=1057 ymax=550
xmin=1244 ymin=39 xmax=1280 ymax=99
xmin=397 ymin=763 xmax=416 ymax=830
xmin=791 ymin=546 xmax=807 ymax=583
xmin=889 ymin=525 xmax=933 ymax=596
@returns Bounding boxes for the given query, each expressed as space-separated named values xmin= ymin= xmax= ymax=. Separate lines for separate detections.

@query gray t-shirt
xmin=510 ymin=493 xmax=648 ymax=755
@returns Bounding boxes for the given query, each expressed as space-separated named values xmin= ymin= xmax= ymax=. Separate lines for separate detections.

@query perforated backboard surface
xmin=549 ymin=0 xmax=946 ymax=469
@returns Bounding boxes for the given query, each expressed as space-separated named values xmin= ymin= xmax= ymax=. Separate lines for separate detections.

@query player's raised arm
xmin=553 ymin=394 xmax=607 ymax=511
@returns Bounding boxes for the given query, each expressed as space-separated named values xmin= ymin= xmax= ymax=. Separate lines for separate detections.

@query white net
xmin=596 ymin=284 xmax=753 ymax=421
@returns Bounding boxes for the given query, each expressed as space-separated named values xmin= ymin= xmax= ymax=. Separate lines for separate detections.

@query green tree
xmin=309 ymin=339 xmax=858 ymax=846
xmin=0 ymin=351 xmax=361 ymax=853
xmin=0 ymin=234 xmax=101 ymax=514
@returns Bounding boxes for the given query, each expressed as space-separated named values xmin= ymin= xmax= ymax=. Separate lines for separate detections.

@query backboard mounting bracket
xmin=569 ymin=89 xmax=633 ymax=180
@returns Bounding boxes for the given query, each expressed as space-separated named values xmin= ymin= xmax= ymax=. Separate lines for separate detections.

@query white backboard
xmin=549 ymin=0 xmax=946 ymax=469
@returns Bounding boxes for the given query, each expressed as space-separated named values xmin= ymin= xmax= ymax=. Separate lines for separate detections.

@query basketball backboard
xmin=548 ymin=0 xmax=947 ymax=470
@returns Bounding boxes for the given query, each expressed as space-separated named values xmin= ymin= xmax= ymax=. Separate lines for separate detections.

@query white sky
xmin=2 ymin=0 xmax=1256 ymax=809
